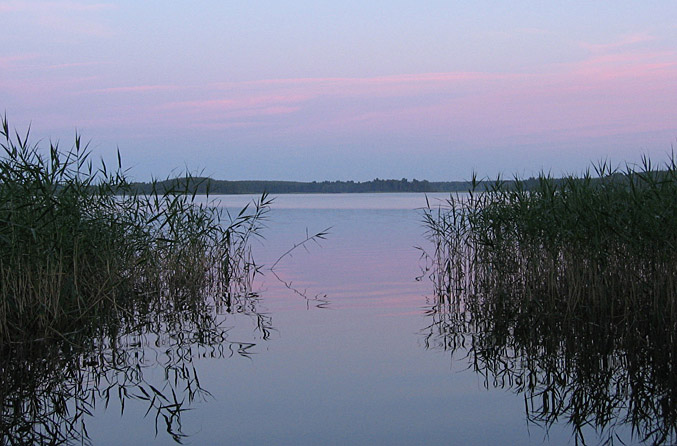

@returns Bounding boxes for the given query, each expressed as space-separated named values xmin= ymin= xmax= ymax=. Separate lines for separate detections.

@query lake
xmin=11 ymin=193 xmax=652 ymax=445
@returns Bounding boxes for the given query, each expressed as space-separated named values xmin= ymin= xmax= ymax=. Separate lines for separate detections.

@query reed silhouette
xmin=0 ymin=116 xmax=273 ymax=444
xmin=422 ymin=157 xmax=677 ymax=445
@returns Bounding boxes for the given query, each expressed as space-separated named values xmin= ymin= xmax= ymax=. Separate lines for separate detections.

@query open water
xmin=76 ymin=193 xmax=641 ymax=444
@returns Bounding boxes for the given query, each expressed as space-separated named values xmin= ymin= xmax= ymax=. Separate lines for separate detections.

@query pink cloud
xmin=0 ymin=1 xmax=114 ymax=13
xmin=47 ymin=61 xmax=111 ymax=70
xmin=148 ymin=74 xmax=504 ymax=130
xmin=5 ymin=43 xmax=674 ymax=148
xmin=0 ymin=54 xmax=40 ymax=69
xmin=565 ymin=51 xmax=677 ymax=81
xmin=154 ymin=94 xmax=310 ymax=128
xmin=1 ymin=1 xmax=116 ymax=38
xmin=515 ymin=27 xmax=550 ymax=35
xmin=165 ymin=94 xmax=311 ymax=111
xmin=168 ymin=99 xmax=238 ymax=109
xmin=36 ymin=15 xmax=114 ymax=38
xmin=579 ymin=33 xmax=657 ymax=52
xmin=219 ymin=71 xmax=511 ymax=91
xmin=0 ymin=76 xmax=101 ymax=96
xmin=0 ymin=55 xmax=109 ymax=73
xmin=96 ymin=55 xmax=673 ymax=142
xmin=86 ymin=85 xmax=181 ymax=94
xmin=197 ymin=73 xmax=520 ymax=117
xmin=188 ymin=106 xmax=302 ymax=130
xmin=190 ymin=121 xmax=259 ymax=130
xmin=273 ymin=50 xmax=676 ymax=144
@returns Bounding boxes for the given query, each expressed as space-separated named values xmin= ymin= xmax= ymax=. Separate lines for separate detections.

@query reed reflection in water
xmin=0 ymin=283 xmax=272 ymax=445
xmin=423 ymin=287 xmax=676 ymax=445
xmin=422 ymin=174 xmax=677 ymax=445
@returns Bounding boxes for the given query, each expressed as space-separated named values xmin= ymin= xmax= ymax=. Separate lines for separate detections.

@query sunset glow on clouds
xmin=1 ymin=1 xmax=675 ymax=181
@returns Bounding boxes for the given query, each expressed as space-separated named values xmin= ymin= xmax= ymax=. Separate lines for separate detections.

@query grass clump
xmin=423 ymin=156 xmax=677 ymax=445
xmin=0 ymin=115 xmax=270 ymax=345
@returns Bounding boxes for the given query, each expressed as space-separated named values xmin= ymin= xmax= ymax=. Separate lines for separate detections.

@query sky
xmin=1 ymin=1 xmax=676 ymax=182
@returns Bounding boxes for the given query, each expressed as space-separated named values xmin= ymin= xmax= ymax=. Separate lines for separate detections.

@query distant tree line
xmin=128 ymin=177 xmax=498 ymax=194
xmin=128 ymin=170 xmax=655 ymax=195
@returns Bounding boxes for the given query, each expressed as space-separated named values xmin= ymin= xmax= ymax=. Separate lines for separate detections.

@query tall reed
xmin=423 ymin=156 xmax=677 ymax=445
xmin=425 ymin=156 xmax=677 ymax=318
xmin=0 ymin=116 xmax=270 ymax=344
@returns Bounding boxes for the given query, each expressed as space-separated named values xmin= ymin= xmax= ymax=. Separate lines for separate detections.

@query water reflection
xmin=423 ymin=275 xmax=677 ymax=445
xmin=0 ymin=288 xmax=271 ymax=445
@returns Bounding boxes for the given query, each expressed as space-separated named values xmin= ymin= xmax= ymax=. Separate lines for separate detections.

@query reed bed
xmin=0 ymin=116 xmax=270 ymax=345
xmin=0 ymin=116 xmax=273 ymax=443
xmin=423 ymin=156 xmax=677 ymax=445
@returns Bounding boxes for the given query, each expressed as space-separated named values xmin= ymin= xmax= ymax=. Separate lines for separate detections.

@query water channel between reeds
xmin=5 ymin=192 xmax=673 ymax=445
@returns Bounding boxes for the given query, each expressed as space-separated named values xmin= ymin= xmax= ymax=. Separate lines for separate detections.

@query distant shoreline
xmin=129 ymin=177 xmax=493 ymax=195
xmin=128 ymin=167 xmax=666 ymax=195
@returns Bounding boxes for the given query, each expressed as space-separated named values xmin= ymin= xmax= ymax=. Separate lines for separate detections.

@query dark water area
xmin=3 ymin=193 xmax=668 ymax=445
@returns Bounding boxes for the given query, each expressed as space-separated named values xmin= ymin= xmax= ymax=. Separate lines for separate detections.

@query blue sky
xmin=1 ymin=1 xmax=676 ymax=181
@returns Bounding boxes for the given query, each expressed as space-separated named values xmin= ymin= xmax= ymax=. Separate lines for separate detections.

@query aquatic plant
xmin=0 ymin=115 xmax=273 ymax=444
xmin=0 ymin=115 xmax=271 ymax=345
xmin=422 ymin=156 xmax=677 ymax=445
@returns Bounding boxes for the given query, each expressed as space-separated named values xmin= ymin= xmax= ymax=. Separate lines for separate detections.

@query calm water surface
xmin=83 ymin=193 xmax=637 ymax=445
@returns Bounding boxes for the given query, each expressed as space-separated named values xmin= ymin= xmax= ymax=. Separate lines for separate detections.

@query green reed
xmin=423 ymin=155 xmax=677 ymax=445
xmin=425 ymin=155 xmax=677 ymax=319
xmin=0 ymin=115 xmax=271 ymax=345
